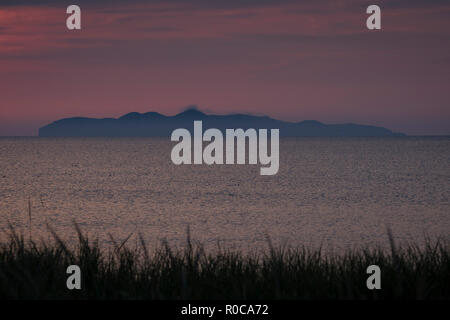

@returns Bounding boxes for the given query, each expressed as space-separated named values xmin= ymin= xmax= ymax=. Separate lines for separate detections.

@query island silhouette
xmin=38 ymin=108 xmax=405 ymax=137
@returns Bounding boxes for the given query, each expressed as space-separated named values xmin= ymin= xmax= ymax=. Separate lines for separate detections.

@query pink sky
xmin=0 ymin=0 xmax=449 ymax=135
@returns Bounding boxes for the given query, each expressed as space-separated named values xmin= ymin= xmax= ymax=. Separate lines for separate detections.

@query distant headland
xmin=38 ymin=108 xmax=405 ymax=137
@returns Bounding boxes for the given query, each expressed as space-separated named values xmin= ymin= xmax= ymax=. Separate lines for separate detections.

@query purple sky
xmin=0 ymin=0 xmax=449 ymax=135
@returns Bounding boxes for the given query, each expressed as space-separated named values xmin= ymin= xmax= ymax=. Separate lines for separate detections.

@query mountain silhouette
xmin=38 ymin=108 xmax=405 ymax=137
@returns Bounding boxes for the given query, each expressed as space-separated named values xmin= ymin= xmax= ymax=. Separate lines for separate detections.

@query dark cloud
xmin=2 ymin=0 xmax=449 ymax=16
xmin=0 ymin=0 xmax=295 ymax=8
xmin=2 ymin=0 xmax=449 ymax=8
xmin=379 ymin=0 xmax=450 ymax=8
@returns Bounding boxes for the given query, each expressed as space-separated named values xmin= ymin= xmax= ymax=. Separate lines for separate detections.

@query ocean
xmin=0 ymin=137 xmax=449 ymax=252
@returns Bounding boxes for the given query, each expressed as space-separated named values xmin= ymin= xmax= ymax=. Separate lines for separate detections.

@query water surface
xmin=0 ymin=137 xmax=448 ymax=252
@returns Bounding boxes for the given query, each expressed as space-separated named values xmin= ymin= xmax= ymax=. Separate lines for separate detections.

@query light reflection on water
xmin=0 ymin=137 xmax=449 ymax=253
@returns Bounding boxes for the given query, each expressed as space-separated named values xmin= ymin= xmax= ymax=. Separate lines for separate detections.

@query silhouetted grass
xmin=0 ymin=224 xmax=448 ymax=300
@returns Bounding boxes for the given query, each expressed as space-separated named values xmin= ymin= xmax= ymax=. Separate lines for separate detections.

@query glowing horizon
xmin=1 ymin=0 xmax=449 ymax=136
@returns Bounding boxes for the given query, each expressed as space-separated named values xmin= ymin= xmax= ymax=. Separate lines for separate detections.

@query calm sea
xmin=0 ymin=137 xmax=449 ymax=252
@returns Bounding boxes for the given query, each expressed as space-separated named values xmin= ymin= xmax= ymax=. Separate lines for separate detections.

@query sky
xmin=0 ymin=0 xmax=449 ymax=136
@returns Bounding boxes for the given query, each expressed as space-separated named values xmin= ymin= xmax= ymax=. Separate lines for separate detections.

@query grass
xmin=0 ymin=224 xmax=448 ymax=300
